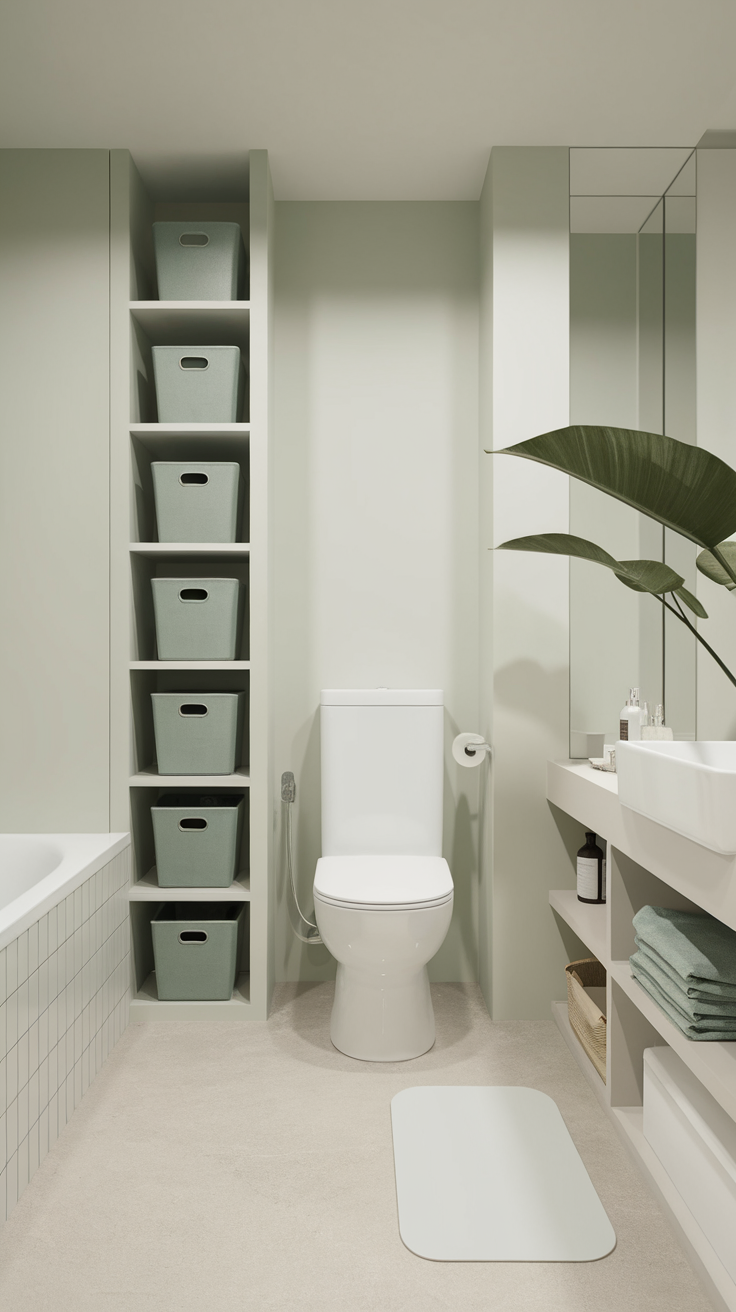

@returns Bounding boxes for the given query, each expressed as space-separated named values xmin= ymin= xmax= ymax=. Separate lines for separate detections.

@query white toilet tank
xmin=321 ymin=689 xmax=444 ymax=856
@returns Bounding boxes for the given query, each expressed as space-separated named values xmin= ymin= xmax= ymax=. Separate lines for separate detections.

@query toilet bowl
xmin=314 ymin=855 xmax=454 ymax=1061
xmin=314 ymin=686 xmax=454 ymax=1062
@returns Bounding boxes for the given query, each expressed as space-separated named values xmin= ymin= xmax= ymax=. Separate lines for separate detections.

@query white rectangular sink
xmin=617 ymin=741 xmax=736 ymax=854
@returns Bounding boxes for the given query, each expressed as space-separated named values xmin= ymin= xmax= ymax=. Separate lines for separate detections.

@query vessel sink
xmin=616 ymin=740 xmax=736 ymax=854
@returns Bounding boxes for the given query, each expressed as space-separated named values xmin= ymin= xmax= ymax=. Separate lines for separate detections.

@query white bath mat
xmin=391 ymin=1086 xmax=616 ymax=1261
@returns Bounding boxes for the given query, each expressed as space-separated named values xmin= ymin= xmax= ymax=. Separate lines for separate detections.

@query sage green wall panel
xmin=0 ymin=150 xmax=110 ymax=830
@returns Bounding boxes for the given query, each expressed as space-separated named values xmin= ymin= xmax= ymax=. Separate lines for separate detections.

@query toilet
xmin=313 ymin=688 xmax=454 ymax=1062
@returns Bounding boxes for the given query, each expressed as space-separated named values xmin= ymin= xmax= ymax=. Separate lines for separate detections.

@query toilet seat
xmin=314 ymin=855 xmax=453 ymax=911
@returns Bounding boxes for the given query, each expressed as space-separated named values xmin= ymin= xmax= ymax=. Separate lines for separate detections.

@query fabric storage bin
xmin=565 ymin=958 xmax=607 ymax=1082
xmin=152 ymin=461 xmax=245 ymax=543
xmin=151 ymin=793 xmax=245 ymax=887
xmin=644 ymin=1045 xmax=736 ymax=1282
xmin=152 ymin=902 xmax=246 ymax=999
xmin=151 ymin=578 xmax=246 ymax=660
xmin=152 ymin=346 xmax=246 ymax=423
xmin=153 ymin=221 xmax=246 ymax=301
xmin=151 ymin=691 xmax=246 ymax=775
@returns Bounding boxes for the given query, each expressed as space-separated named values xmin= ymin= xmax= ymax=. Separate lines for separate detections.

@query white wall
xmin=569 ymin=234 xmax=643 ymax=744
xmin=272 ymin=202 xmax=480 ymax=982
xmin=0 ymin=151 xmax=110 ymax=830
xmin=696 ymin=148 xmax=736 ymax=739
xmin=479 ymin=148 xmax=575 ymax=1020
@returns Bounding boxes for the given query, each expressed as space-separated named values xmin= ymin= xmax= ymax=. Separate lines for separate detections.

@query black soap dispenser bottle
xmin=577 ymin=832 xmax=606 ymax=904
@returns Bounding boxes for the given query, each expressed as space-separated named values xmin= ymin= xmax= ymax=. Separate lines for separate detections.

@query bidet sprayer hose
xmin=282 ymin=776 xmax=322 ymax=945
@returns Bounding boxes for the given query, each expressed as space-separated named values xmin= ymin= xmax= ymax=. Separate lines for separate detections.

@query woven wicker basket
xmin=565 ymin=957 xmax=607 ymax=1083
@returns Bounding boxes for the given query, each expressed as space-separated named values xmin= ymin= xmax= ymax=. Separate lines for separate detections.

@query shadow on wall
xmin=495 ymin=658 xmax=569 ymax=731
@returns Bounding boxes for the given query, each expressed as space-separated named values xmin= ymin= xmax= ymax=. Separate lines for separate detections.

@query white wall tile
xmin=28 ymin=922 xmax=38 ymax=976
xmin=38 ymin=914 xmax=48 ymax=966
xmin=6 ymin=1098 xmax=17 ymax=1158
xmin=39 ymin=960 xmax=49 ymax=1015
xmin=28 ymin=1124 xmax=39 ymax=1179
xmin=28 ymin=1021 xmax=38 ymax=1078
xmin=5 ymin=940 xmax=17 ymax=996
xmin=16 ymin=980 xmax=28 ymax=1038
xmin=38 ymin=1055 xmax=48 ymax=1110
xmin=28 ymin=1070 xmax=39 ymax=1127
xmin=17 ymin=932 xmax=28 ymax=987
xmin=17 ymin=1135 xmax=28 ymax=1196
xmin=28 ymin=971 xmax=39 ymax=1027
xmin=6 ymin=1046 xmax=17 ymax=1106
xmin=47 ymin=905 xmax=57 ymax=955
xmin=17 ymin=1084 xmax=28 ymax=1144
xmin=17 ymin=1033 xmax=28 ymax=1092
xmin=48 ymin=1093 xmax=58 ymax=1148
xmin=0 ymin=848 xmax=131 ymax=1226
xmin=6 ymin=1151 xmax=17 ymax=1211
xmin=56 ymin=899 xmax=66 ymax=947
xmin=38 ymin=1106 xmax=49 ymax=1164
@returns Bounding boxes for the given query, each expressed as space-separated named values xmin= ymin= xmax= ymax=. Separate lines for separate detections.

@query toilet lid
xmin=314 ymin=855 xmax=453 ymax=910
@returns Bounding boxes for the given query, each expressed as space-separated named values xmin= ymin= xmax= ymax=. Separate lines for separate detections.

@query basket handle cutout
xmin=179 ymin=356 xmax=209 ymax=371
xmin=179 ymin=817 xmax=208 ymax=831
xmin=179 ymin=703 xmax=208 ymax=717
xmin=179 ymin=471 xmax=209 ymax=486
xmin=179 ymin=588 xmax=209 ymax=602
xmin=178 ymin=930 xmax=208 ymax=944
xmin=179 ymin=233 xmax=209 ymax=247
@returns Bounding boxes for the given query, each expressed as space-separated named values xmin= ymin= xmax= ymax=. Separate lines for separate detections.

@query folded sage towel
xmin=630 ymin=950 xmax=736 ymax=1024
xmin=633 ymin=935 xmax=736 ymax=1002
xmin=629 ymin=961 xmax=736 ymax=1041
xmin=632 ymin=905 xmax=736 ymax=993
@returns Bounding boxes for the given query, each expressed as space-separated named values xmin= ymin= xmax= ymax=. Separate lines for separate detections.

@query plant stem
xmin=660 ymin=594 xmax=736 ymax=689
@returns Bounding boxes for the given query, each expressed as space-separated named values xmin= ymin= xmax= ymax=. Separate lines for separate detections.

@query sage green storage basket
xmin=152 ymin=346 xmax=246 ymax=423
xmin=151 ymin=577 xmax=246 ymax=660
xmin=151 ymin=691 xmax=246 ymax=775
xmin=152 ymin=461 xmax=245 ymax=543
xmin=152 ymin=902 xmax=246 ymax=1000
xmin=153 ymin=221 xmax=246 ymax=301
xmin=151 ymin=793 xmax=245 ymax=887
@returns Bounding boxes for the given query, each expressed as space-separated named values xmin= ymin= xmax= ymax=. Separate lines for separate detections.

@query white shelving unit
xmin=110 ymin=150 xmax=274 ymax=1023
xmin=548 ymin=759 xmax=736 ymax=1312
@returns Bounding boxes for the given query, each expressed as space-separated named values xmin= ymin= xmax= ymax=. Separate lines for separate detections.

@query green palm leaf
xmin=696 ymin=542 xmax=736 ymax=591
xmin=494 ymin=426 xmax=736 ymax=553
xmin=675 ymin=586 xmax=708 ymax=619
xmin=496 ymin=533 xmax=685 ymax=595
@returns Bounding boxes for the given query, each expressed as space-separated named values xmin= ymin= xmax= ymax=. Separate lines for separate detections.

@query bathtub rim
xmin=0 ymin=832 xmax=130 ymax=952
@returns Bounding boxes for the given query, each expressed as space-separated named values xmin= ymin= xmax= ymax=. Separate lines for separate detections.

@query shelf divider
xmin=129 ymin=869 xmax=250 ymax=901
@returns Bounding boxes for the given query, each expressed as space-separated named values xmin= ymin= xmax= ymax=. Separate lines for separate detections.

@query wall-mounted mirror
xmin=569 ymin=147 xmax=697 ymax=753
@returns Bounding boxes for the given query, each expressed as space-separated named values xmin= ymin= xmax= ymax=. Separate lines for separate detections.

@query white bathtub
xmin=0 ymin=832 xmax=129 ymax=950
xmin=0 ymin=830 xmax=132 ymax=1221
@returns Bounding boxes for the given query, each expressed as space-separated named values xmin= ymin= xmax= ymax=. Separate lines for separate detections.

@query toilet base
xmin=330 ymin=963 xmax=436 ymax=1062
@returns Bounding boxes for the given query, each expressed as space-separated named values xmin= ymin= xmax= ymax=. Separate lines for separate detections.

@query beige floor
xmin=0 ymin=983 xmax=715 ymax=1312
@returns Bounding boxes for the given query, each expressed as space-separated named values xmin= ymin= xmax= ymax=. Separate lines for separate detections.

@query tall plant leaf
xmin=494 ymin=426 xmax=736 ymax=552
xmin=675 ymin=587 xmax=709 ymax=619
xmin=614 ymin=559 xmax=686 ymax=594
xmin=696 ymin=542 xmax=736 ymax=591
xmin=496 ymin=533 xmax=685 ymax=595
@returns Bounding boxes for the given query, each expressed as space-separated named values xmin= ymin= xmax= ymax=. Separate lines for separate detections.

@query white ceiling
xmin=2 ymin=0 xmax=736 ymax=199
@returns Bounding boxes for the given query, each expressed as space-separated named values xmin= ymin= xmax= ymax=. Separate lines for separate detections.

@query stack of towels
xmin=630 ymin=905 xmax=736 ymax=1041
